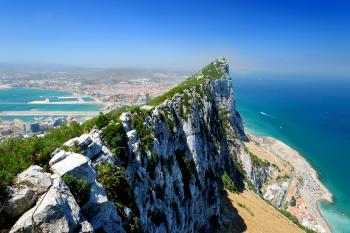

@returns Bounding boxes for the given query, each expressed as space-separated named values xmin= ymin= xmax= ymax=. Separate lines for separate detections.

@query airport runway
xmin=0 ymin=111 xmax=101 ymax=116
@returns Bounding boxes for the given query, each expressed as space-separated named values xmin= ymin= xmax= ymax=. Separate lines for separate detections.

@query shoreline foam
xmin=248 ymin=134 xmax=333 ymax=233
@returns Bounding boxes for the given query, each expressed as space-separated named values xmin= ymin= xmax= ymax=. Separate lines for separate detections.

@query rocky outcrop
xmin=7 ymin=126 xmax=123 ymax=232
xmin=114 ymin=58 xmax=246 ymax=232
xmin=82 ymin=182 xmax=125 ymax=233
xmin=4 ymin=58 xmax=258 ymax=233
xmin=50 ymin=152 xmax=97 ymax=185
xmin=10 ymin=174 xmax=92 ymax=233
xmin=237 ymin=150 xmax=271 ymax=191
xmin=3 ymin=165 xmax=51 ymax=218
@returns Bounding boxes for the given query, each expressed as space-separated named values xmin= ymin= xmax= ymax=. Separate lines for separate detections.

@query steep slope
xmin=116 ymin=58 xmax=247 ymax=232
xmin=1 ymin=58 xmax=305 ymax=233
xmin=222 ymin=190 xmax=304 ymax=233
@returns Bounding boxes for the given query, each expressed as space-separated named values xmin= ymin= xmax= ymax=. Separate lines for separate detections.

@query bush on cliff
xmin=97 ymin=163 xmax=141 ymax=233
xmin=62 ymin=174 xmax=90 ymax=206
xmin=221 ymin=171 xmax=238 ymax=193
xmin=102 ymin=123 xmax=129 ymax=163
xmin=97 ymin=163 xmax=138 ymax=215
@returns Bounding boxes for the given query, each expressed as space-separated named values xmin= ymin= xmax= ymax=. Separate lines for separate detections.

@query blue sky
xmin=0 ymin=0 xmax=349 ymax=74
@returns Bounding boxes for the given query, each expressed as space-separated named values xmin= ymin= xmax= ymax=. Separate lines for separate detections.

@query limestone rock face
xmin=49 ymin=150 xmax=71 ymax=166
xmin=6 ymin=59 xmax=256 ymax=233
xmin=16 ymin=165 xmax=52 ymax=194
xmin=78 ymin=134 xmax=93 ymax=150
xmin=91 ymin=145 xmax=116 ymax=168
xmin=3 ymin=186 xmax=37 ymax=219
xmin=10 ymin=175 xmax=93 ymax=233
xmin=64 ymin=137 xmax=79 ymax=147
xmin=117 ymin=58 xmax=247 ymax=233
xmin=3 ymin=165 xmax=52 ymax=218
xmin=120 ymin=112 xmax=132 ymax=132
xmin=50 ymin=152 xmax=96 ymax=185
xmin=82 ymin=182 xmax=125 ymax=233
xmin=238 ymin=150 xmax=270 ymax=191
xmin=84 ymin=141 xmax=102 ymax=159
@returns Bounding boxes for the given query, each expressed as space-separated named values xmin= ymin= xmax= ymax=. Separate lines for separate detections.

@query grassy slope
xmin=222 ymin=190 xmax=304 ymax=233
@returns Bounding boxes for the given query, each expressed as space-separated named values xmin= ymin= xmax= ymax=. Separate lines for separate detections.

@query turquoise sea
xmin=0 ymin=88 xmax=103 ymax=121
xmin=233 ymin=74 xmax=350 ymax=233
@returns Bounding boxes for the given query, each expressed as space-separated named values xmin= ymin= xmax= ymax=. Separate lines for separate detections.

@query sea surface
xmin=233 ymin=74 xmax=350 ymax=233
xmin=0 ymin=88 xmax=103 ymax=121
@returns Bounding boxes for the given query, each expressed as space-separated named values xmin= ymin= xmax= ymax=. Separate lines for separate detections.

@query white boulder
xmin=63 ymin=137 xmax=79 ymax=147
xmin=3 ymin=165 xmax=52 ymax=219
xmin=92 ymin=146 xmax=116 ymax=168
xmin=17 ymin=165 xmax=52 ymax=194
xmin=120 ymin=112 xmax=132 ymax=132
xmin=3 ymin=186 xmax=37 ymax=218
xmin=84 ymin=141 xmax=102 ymax=159
xmin=10 ymin=175 xmax=93 ymax=233
xmin=49 ymin=150 xmax=71 ymax=166
xmin=127 ymin=130 xmax=138 ymax=144
xmin=78 ymin=134 xmax=92 ymax=149
xmin=50 ymin=153 xmax=96 ymax=184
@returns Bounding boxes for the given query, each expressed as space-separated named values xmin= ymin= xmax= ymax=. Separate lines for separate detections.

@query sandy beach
xmin=247 ymin=134 xmax=333 ymax=233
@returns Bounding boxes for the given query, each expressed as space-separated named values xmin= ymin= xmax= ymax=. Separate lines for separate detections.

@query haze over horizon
xmin=1 ymin=0 xmax=349 ymax=75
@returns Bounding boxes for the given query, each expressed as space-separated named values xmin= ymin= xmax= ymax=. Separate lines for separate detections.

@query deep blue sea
xmin=0 ymin=88 xmax=103 ymax=121
xmin=233 ymin=74 xmax=350 ymax=233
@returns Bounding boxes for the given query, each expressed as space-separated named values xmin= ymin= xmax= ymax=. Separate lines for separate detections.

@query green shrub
xmin=130 ymin=109 xmax=153 ymax=155
xmin=0 ymin=121 xmax=84 ymax=200
xmin=109 ymin=105 xmax=141 ymax=120
xmin=276 ymin=174 xmax=290 ymax=181
xmin=237 ymin=201 xmax=254 ymax=216
xmin=221 ymin=171 xmax=238 ymax=193
xmin=0 ymin=107 xmax=136 ymax=208
xmin=71 ymin=141 xmax=81 ymax=153
xmin=159 ymin=110 xmax=174 ymax=133
xmin=250 ymin=152 xmax=270 ymax=167
xmin=62 ymin=174 xmax=90 ymax=206
xmin=95 ymin=113 xmax=110 ymax=129
xmin=102 ymin=123 xmax=129 ymax=163
xmin=97 ymin=163 xmax=138 ymax=216
xmin=290 ymin=196 xmax=297 ymax=207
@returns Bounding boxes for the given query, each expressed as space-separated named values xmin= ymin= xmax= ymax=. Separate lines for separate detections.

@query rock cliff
xmin=2 ymin=58 xmax=274 ymax=233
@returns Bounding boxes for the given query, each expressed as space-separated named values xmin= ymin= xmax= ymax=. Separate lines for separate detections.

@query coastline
xmin=0 ymin=87 xmax=104 ymax=107
xmin=0 ymin=84 xmax=10 ymax=89
xmin=247 ymin=134 xmax=333 ymax=233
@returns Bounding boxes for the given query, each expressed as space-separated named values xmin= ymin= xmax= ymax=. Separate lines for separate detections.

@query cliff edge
xmin=0 ymin=58 xmax=309 ymax=233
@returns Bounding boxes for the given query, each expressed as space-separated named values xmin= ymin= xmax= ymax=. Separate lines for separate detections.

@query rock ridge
xmin=2 ymin=58 xmax=273 ymax=233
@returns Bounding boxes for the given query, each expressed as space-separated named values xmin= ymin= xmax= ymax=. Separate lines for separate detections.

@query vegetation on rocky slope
xmin=0 ymin=122 xmax=84 ymax=201
xmin=221 ymin=171 xmax=239 ymax=193
xmin=0 ymin=60 xmax=227 ymax=201
xmin=0 ymin=58 xmax=314 ymax=233
xmin=62 ymin=174 xmax=90 ymax=206
xmin=97 ymin=163 xmax=141 ymax=233
xmin=101 ymin=122 xmax=129 ymax=163
xmin=147 ymin=59 xmax=226 ymax=106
